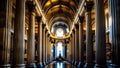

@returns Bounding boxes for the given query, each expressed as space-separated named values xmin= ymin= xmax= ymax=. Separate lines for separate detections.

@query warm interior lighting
xmin=56 ymin=28 xmax=64 ymax=38
xmin=109 ymin=16 xmax=112 ymax=27
xmin=57 ymin=42 xmax=63 ymax=57
xmin=45 ymin=1 xmax=51 ymax=7
xmin=66 ymin=28 xmax=69 ymax=32
xmin=51 ymin=0 xmax=57 ymax=3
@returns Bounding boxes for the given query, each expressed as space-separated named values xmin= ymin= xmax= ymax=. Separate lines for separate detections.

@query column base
xmin=94 ymin=64 xmax=108 ymax=68
xmin=74 ymin=61 xmax=79 ymax=66
xmin=42 ymin=62 xmax=46 ymax=67
xmin=110 ymin=64 xmax=119 ymax=68
xmin=26 ymin=63 xmax=36 ymax=68
xmin=13 ymin=64 xmax=25 ymax=68
xmin=45 ymin=61 xmax=50 ymax=65
xmin=37 ymin=62 xmax=43 ymax=68
xmin=77 ymin=62 xmax=84 ymax=68
xmin=72 ymin=60 xmax=75 ymax=65
xmin=0 ymin=64 xmax=11 ymax=68
xmin=84 ymin=63 xmax=94 ymax=68
xmin=73 ymin=61 xmax=77 ymax=66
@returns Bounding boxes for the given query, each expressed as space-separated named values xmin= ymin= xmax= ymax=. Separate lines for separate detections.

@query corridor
xmin=0 ymin=0 xmax=120 ymax=68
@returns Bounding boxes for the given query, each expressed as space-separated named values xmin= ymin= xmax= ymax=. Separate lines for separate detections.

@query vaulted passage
xmin=0 ymin=0 xmax=120 ymax=68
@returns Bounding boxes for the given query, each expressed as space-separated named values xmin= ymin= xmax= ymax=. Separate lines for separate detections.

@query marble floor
xmin=45 ymin=61 xmax=75 ymax=68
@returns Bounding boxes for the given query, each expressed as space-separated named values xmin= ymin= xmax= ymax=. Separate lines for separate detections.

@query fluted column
xmin=67 ymin=39 xmax=71 ymax=60
xmin=71 ymin=33 xmax=73 ymax=62
xmin=45 ymin=31 xmax=48 ymax=64
xmin=84 ymin=1 xmax=94 ymax=68
xmin=52 ymin=45 xmax=55 ymax=59
xmin=70 ymin=34 xmax=73 ymax=61
xmin=46 ymin=34 xmax=50 ymax=62
xmin=36 ymin=16 xmax=43 ymax=67
xmin=47 ymin=34 xmax=52 ymax=62
xmin=75 ymin=24 xmax=79 ymax=65
xmin=78 ymin=16 xmax=84 ymax=68
xmin=109 ymin=0 xmax=120 ymax=67
xmin=65 ymin=45 xmax=67 ymax=59
xmin=42 ymin=24 xmax=46 ymax=66
xmin=44 ymin=28 xmax=47 ymax=65
xmin=26 ymin=1 xmax=36 ymax=67
xmin=64 ymin=39 xmax=69 ymax=59
xmin=94 ymin=0 xmax=107 ymax=68
xmin=0 ymin=0 xmax=12 ymax=68
xmin=72 ymin=30 xmax=75 ymax=63
xmin=13 ymin=0 xmax=25 ymax=67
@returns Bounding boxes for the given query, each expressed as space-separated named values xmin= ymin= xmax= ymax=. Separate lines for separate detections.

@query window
xmin=57 ymin=42 xmax=63 ymax=57
xmin=56 ymin=28 xmax=64 ymax=38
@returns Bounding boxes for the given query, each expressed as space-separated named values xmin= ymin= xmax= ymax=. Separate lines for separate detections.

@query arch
xmin=51 ymin=21 xmax=70 ymax=35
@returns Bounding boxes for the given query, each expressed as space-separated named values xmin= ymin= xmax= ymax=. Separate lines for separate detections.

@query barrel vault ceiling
xmin=38 ymin=0 xmax=81 ymax=30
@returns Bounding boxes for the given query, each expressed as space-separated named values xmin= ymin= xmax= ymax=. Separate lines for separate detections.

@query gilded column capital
xmin=79 ymin=16 xmax=84 ymax=23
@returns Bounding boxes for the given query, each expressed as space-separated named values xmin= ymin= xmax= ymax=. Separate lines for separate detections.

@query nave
xmin=0 ymin=0 xmax=120 ymax=68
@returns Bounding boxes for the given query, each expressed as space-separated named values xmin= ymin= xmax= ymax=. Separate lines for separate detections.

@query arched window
xmin=56 ymin=28 xmax=64 ymax=38
xmin=57 ymin=42 xmax=63 ymax=57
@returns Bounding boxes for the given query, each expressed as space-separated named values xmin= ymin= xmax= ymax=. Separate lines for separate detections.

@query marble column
xmin=75 ymin=24 xmax=79 ymax=65
xmin=74 ymin=30 xmax=76 ymax=63
xmin=94 ymin=0 xmax=107 ymax=68
xmin=45 ymin=30 xmax=48 ymax=64
xmin=109 ymin=0 xmax=120 ymax=67
xmin=42 ymin=24 xmax=46 ymax=66
xmin=72 ymin=30 xmax=75 ymax=64
xmin=70 ymin=34 xmax=73 ymax=61
xmin=78 ymin=16 xmax=84 ymax=68
xmin=26 ymin=1 xmax=36 ymax=67
xmin=84 ymin=1 xmax=94 ymax=68
xmin=13 ymin=0 xmax=25 ymax=67
xmin=36 ymin=16 xmax=43 ymax=67
xmin=71 ymin=33 xmax=73 ymax=62
xmin=0 ymin=0 xmax=12 ymax=68
xmin=52 ymin=45 xmax=55 ymax=59
xmin=47 ymin=34 xmax=52 ymax=63
xmin=46 ymin=34 xmax=50 ymax=63
xmin=65 ymin=45 xmax=67 ymax=59
xmin=64 ymin=39 xmax=68 ymax=59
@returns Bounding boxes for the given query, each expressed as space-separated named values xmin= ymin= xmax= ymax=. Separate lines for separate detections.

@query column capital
xmin=79 ymin=16 xmax=84 ymax=23
xmin=64 ymin=38 xmax=69 ymax=44
xmin=47 ymin=34 xmax=50 ymax=37
xmin=50 ymin=38 xmax=55 ymax=43
xmin=75 ymin=24 xmax=79 ymax=29
xmin=72 ymin=29 xmax=75 ymax=34
xmin=26 ymin=1 xmax=36 ymax=12
xmin=84 ymin=1 xmax=94 ymax=12
xmin=70 ymin=34 xmax=72 ymax=37
xmin=36 ymin=16 xmax=41 ymax=23
xmin=45 ymin=29 xmax=48 ymax=33
xmin=42 ymin=24 xmax=46 ymax=29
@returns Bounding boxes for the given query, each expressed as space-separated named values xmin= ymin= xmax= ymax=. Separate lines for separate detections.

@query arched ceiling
xmin=39 ymin=0 xmax=81 ymax=28
xmin=51 ymin=21 xmax=69 ymax=34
